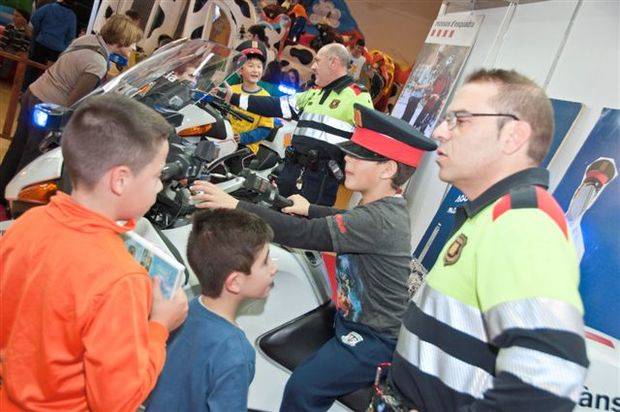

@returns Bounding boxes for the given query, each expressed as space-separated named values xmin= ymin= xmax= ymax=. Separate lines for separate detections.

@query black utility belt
xmin=285 ymin=146 xmax=330 ymax=167
xmin=285 ymin=146 xmax=344 ymax=181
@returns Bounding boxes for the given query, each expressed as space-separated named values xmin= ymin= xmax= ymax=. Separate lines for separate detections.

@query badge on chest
xmin=444 ymin=233 xmax=468 ymax=266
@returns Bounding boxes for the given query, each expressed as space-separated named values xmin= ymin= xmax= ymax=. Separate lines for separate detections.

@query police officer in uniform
xmin=378 ymin=69 xmax=589 ymax=412
xmin=223 ymin=43 xmax=373 ymax=206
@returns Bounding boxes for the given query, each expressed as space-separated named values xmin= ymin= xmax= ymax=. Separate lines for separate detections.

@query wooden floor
xmin=1 ymin=79 xmax=18 ymax=161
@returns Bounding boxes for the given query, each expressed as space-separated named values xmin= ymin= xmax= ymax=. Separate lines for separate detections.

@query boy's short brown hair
xmin=187 ymin=209 xmax=274 ymax=298
xmin=100 ymin=14 xmax=143 ymax=48
xmin=61 ymin=94 xmax=172 ymax=189
xmin=389 ymin=162 xmax=415 ymax=190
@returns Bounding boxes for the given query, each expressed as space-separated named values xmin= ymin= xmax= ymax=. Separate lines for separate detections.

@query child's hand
xmin=150 ymin=277 xmax=188 ymax=332
xmin=281 ymin=194 xmax=310 ymax=216
xmin=190 ymin=181 xmax=239 ymax=210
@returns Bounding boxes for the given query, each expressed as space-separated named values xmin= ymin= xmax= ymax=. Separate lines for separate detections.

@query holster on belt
xmin=367 ymin=363 xmax=418 ymax=412
xmin=285 ymin=146 xmax=319 ymax=170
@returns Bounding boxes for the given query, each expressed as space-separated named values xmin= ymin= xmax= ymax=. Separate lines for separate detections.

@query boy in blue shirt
xmin=147 ymin=209 xmax=278 ymax=412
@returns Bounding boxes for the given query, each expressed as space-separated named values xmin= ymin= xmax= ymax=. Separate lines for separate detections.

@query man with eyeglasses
xmin=374 ymin=69 xmax=588 ymax=411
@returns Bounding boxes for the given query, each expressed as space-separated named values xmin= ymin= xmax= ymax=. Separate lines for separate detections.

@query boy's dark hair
xmin=245 ymin=54 xmax=265 ymax=65
xmin=355 ymin=39 xmax=365 ymax=47
xmin=388 ymin=161 xmax=415 ymax=190
xmin=187 ymin=209 xmax=274 ymax=298
xmin=61 ymin=94 xmax=172 ymax=189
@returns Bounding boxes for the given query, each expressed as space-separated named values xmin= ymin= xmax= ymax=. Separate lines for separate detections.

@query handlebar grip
xmin=229 ymin=109 xmax=255 ymax=123
xmin=273 ymin=194 xmax=294 ymax=209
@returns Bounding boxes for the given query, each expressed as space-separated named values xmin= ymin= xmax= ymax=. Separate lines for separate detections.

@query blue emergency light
xmin=32 ymin=109 xmax=48 ymax=128
xmin=31 ymin=103 xmax=67 ymax=130
xmin=109 ymin=52 xmax=128 ymax=68
xmin=278 ymin=84 xmax=297 ymax=95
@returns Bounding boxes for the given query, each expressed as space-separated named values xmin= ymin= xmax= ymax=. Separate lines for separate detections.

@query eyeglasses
xmin=441 ymin=111 xmax=520 ymax=130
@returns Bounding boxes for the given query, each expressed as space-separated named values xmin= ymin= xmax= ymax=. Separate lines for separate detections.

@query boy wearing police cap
xmin=229 ymin=40 xmax=274 ymax=154
xmin=190 ymin=104 xmax=437 ymax=411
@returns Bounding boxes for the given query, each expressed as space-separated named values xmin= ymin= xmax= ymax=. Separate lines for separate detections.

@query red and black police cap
xmin=235 ymin=40 xmax=267 ymax=63
xmin=338 ymin=104 xmax=437 ymax=167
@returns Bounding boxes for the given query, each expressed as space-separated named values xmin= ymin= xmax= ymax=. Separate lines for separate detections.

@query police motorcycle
xmin=3 ymin=39 xmax=365 ymax=411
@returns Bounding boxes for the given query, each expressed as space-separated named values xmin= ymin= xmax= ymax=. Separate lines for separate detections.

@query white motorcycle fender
xmin=260 ymin=119 xmax=297 ymax=159
xmin=4 ymin=147 xmax=63 ymax=202
xmin=175 ymin=103 xmax=238 ymax=159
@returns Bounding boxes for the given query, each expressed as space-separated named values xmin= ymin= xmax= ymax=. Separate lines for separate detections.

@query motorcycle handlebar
xmin=161 ymin=159 xmax=187 ymax=181
xmin=272 ymin=193 xmax=294 ymax=209
xmin=239 ymin=169 xmax=292 ymax=210
xmin=200 ymin=94 xmax=255 ymax=123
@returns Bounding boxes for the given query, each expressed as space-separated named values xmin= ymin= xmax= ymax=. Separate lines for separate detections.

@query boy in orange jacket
xmin=0 ymin=94 xmax=188 ymax=411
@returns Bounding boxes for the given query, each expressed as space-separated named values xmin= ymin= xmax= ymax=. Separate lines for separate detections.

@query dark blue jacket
xmin=31 ymin=2 xmax=76 ymax=52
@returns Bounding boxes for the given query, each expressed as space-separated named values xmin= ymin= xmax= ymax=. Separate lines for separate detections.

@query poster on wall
xmin=391 ymin=15 xmax=484 ymax=137
xmin=553 ymin=108 xmax=619 ymax=339
xmin=413 ymin=99 xmax=584 ymax=272
xmin=553 ymin=108 xmax=619 ymax=411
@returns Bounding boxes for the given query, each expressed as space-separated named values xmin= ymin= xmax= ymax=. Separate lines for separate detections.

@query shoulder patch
xmin=334 ymin=214 xmax=347 ymax=234
xmin=348 ymin=83 xmax=366 ymax=95
xmin=492 ymin=186 xmax=568 ymax=239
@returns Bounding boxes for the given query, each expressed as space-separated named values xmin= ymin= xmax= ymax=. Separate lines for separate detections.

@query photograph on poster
xmin=412 ymin=99 xmax=584 ymax=273
xmin=553 ymin=108 xmax=619 ymax=339
xmin=391 ymin=15 xmax=483 ymax=137
xmin=397 ymin=45 xmax=470 ymax=136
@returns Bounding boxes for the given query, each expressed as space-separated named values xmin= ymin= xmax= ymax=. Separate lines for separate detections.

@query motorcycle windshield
xmin=77 ymin=39 xmax=245 ymax=106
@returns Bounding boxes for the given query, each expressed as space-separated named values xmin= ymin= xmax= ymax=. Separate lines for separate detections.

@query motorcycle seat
xmin=257 ymin=302 xmax=373 ymax=411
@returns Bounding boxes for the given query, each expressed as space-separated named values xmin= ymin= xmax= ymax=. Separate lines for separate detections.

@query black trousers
xmin=0 ymin=90 xmax=44 ymax=206
xmin=277 ymin=157 xmax=340 ymax=207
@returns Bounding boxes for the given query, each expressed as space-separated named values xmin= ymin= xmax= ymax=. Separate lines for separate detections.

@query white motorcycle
xmin=3 ymin=39 xmax=367 ymax=411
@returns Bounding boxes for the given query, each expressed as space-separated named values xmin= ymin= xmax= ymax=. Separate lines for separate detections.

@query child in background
xmin=230 ymin=40 xmax=274 ymax=154
xmin=146 ymin=208 xmax=278 ymax=412
xmin=0 ymin=94 xmax=188 ymax=411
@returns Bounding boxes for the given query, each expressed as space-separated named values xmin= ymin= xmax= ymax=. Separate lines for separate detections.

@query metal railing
xmin=0 ymin=50 xmax=49 ymax=139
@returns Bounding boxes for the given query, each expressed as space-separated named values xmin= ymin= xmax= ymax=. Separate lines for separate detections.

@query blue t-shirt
xmin=31 ymin=2 xmax=77 ymax=52
xmin=146 ymin=298 xmax=255 ymax=412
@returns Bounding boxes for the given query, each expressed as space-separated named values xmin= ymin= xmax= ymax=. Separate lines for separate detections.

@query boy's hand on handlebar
xmin=190 ymin=181 xmax=239 ymax=209
xmin=281 ymin=194 xmax=310 ymax=216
